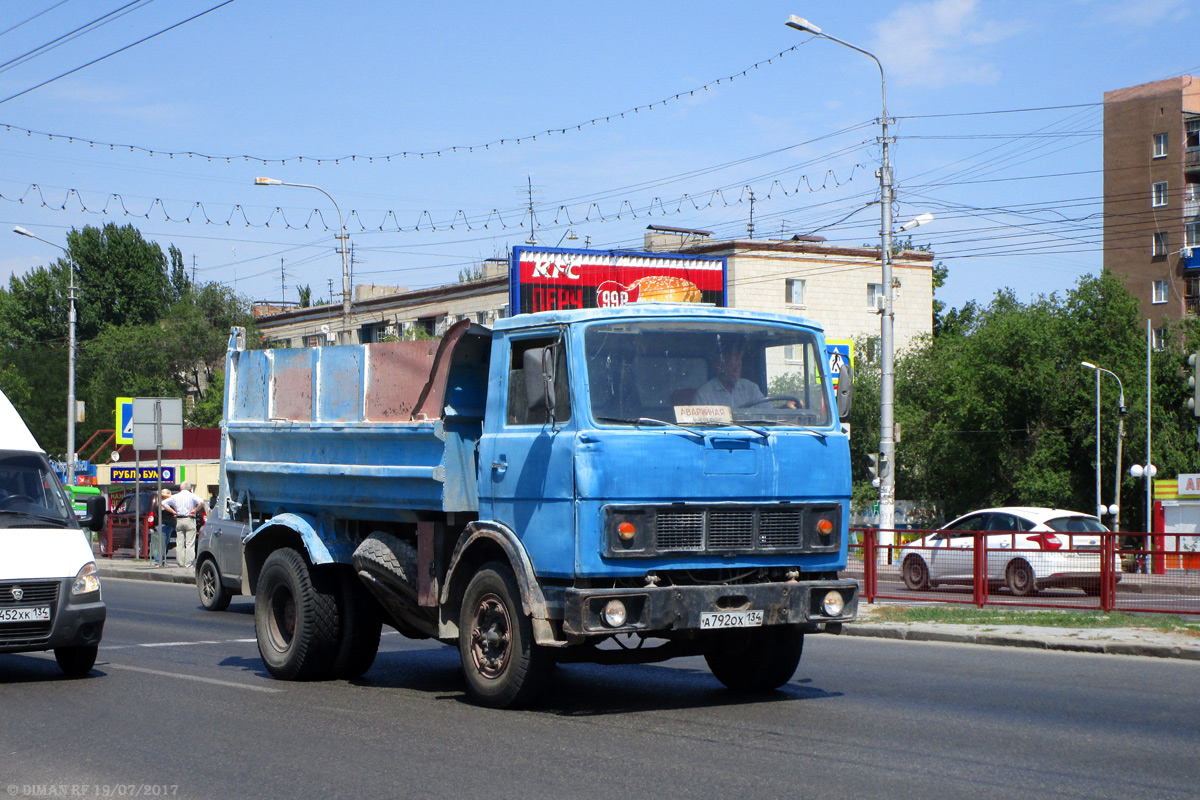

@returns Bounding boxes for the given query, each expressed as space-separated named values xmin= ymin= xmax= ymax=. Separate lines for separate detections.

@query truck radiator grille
xmin=606 ymin=504 xmax=840 ymax=557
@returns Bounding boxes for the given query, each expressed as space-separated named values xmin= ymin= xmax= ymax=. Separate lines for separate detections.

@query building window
xmin=302 ymin=334 xmax=324 ymax=348
xmin=1152 ymin=280 xmax=1168 ymax=304
xmin=1187 ymin=222 xmax=1200 ymax=250
xmin=867 ymin=282 xmax=884 ymax=310
xmin=1153 ymin=231 xmax=1168 ymax=257
xmin=1153 ymin=327 xmax=1166 ymax=351
xmin=1153 ymin=132 xmax=1168 ymax=158
xmin=1187 ymin=119 xmax=1200 ymax=150
xmin=785 ymin=278 xmax=806 ymax=306
xmin=1152 ymin=182 xmax=1168 ymax=207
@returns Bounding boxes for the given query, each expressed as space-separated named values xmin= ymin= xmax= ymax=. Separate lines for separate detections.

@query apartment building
xmin=1103 ymin=76 xmax=1200 ymax=336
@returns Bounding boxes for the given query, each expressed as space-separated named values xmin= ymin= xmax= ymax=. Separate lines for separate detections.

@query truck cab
xmin=219 ymin=304 xmax=857 ymax=707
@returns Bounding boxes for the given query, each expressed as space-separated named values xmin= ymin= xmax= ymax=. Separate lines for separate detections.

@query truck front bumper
xmin=561 ymin=578 xmax=858 ymax=638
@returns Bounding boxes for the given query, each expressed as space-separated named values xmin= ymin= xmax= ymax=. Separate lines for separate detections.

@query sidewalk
xmin=94 ymin=558 xmax=1200 ymax=661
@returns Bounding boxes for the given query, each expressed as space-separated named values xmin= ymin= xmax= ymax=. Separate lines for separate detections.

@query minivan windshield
xmin=584 ymin=320 xmax=831 ymax=427
xmin=0 ymin=450 xmax=76 ymax=528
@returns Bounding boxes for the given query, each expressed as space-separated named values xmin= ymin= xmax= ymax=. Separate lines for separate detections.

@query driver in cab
xmin=694 ymin=344 xmax=764 ymax=408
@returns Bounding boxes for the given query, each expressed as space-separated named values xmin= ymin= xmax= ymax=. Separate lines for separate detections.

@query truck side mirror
xmin=835 ymin=356 xmax=853 ymax=422
xmin=523 ymin=346 xmax=556 ymax=423
xmin=79 ymin=494 xmax=107 ymax=532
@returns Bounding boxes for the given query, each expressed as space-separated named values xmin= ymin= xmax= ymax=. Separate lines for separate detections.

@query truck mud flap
xmin=352 ymin=533 xmax=436 ymax=639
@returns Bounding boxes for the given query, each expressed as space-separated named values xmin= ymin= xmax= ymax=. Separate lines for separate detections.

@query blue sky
xmin=1 ymin=0 xmax=1197 ymax=314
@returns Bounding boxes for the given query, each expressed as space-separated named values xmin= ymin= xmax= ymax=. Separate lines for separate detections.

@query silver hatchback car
xmin=195 ymin=518 xmax=251 ymax=611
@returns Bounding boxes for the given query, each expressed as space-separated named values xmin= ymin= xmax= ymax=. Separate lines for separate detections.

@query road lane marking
xmin=104 ymin=637 xmax=257 ymax=650
xmin=102 ymin=662 xmax=282 ymax=693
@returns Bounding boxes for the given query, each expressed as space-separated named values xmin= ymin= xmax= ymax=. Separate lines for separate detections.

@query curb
xmin=842 ymin=623 xmax=1200 ymax=661
xmin=98 ymin=564 xmax=195 ymax=586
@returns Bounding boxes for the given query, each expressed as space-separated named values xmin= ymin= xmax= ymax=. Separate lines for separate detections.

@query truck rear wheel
xmin=458 ymin=562 xmax=550 ymax=708
xmin=332 ymin=568 xmax=382 ymax=679
xmin=255 ymin=548 xmax=340 ymax=681
xmin=704 ymin=625 xmax=804 ymax=692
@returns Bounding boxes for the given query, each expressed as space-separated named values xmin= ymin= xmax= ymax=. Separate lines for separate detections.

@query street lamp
xmin=1081 ymin=361 xmax=1126 ymax=528
xmin=255 ymin=178 xmax=351 ymax=343
xmin=13 ymin=226 xmax=78 ymax=486
xmin=786 ymin=16 xmax=930 ymax=537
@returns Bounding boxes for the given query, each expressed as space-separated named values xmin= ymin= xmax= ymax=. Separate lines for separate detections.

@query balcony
xmin=1184 ymin=249 xmax=1200 ymax=271
xmin=1188 ymin=147 xmax=1200 ymax=175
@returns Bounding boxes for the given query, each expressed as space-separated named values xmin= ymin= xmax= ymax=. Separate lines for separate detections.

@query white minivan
xmin=0 ymin=388 xmax=107 ymax=675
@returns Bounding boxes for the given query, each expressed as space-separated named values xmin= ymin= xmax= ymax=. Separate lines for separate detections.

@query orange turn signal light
xmin=618 ymin=521 xmax=637 ymax=541
xmin=816 ymin=518 xmax=834 ymax=535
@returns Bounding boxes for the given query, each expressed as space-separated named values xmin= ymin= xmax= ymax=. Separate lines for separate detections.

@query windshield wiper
xmin=633 ymin=417 xmax=706 ymax=440
xmin=738 ymin=420 xmax=826 ymax=439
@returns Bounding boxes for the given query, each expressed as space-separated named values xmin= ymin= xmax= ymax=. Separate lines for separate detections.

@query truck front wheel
xmin=255 ymin=548 xmax=340 ymax=681
xmin=704 ymin=625 xmax=804 ymax=692
xmin=458 ymin=562 xmax=550 ymax=708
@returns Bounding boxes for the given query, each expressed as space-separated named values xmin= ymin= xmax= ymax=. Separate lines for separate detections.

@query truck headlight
xmin=602 ymin=600 xmax=627 ymax=627
xmin=822 ymin=590 xmax=845 ymax=617
xmin=72 ymin=562 xmax=100 ymax=596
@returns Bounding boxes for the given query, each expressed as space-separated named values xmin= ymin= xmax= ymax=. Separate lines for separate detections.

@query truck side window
xmin=507 ymin=337 xmax=571 ymax=426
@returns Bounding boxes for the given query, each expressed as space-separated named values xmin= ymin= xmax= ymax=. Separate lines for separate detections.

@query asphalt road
xmin=1 ymin=579 xmax=1198 ymax=799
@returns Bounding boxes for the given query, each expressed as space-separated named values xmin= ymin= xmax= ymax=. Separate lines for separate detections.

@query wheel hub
xmin=469 ymin=594 xmax=511 ymax=679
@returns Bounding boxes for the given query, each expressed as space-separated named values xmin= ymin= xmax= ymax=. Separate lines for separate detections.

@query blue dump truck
xmin=215 ymin=304 xmax=858 ymax=707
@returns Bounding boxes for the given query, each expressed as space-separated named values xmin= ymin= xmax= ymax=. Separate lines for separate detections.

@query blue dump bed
xmin=220 ymin=325 xmax=487 ymax=521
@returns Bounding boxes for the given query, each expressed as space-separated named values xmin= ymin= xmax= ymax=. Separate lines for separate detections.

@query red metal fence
xmin=847 ymin=528 xmax=1200 ymax=615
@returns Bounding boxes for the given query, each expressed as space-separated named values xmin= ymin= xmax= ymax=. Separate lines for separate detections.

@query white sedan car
xmin=898 ymin=507 xmax=1120 ymax=597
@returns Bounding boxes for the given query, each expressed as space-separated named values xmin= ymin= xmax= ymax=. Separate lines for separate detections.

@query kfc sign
xmin=510 ymin=247 xmax=725 ymax=315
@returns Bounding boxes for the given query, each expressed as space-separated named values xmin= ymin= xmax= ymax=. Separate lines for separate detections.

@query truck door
xmin=477 ymin=333 xmax=577 ymax=578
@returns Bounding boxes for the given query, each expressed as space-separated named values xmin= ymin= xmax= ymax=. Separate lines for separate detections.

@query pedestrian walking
xmin=163 ymin=482 xmax=207 ymax=569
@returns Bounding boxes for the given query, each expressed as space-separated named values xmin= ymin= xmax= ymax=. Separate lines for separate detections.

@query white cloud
xmin=1091 ymin=0 xmax=1190 ymax=27
xmin=872 ymin=0 xmax=1020 ymax=89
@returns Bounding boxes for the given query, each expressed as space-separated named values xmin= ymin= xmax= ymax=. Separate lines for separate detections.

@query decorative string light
xmin=0 ymin=46 xmax=803 ymax=165
xmin=0 ymin=165 xmax=862 ymax=233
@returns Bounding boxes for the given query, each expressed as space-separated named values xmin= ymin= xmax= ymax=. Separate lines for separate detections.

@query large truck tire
xmin=332 ymin=568 xmax=383 ymax=679
xmin=704 ymin=625 xmax=804 ymax=692
xmin=352 ymin=532 xmax=419 ymax=599
xmin=458 ymin=561 xmax=550 ymax=709
xmin=255 ymin=547 xmax=340 ymax=681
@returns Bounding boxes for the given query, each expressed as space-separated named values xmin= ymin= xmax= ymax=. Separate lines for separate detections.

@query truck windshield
xmin=0 ymin=450 xmax=77 ymax=528
xmin=584 ymin=320 xmax=831 ymax=427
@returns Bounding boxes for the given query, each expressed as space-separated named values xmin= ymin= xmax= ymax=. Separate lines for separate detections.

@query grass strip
xmin=865 ymin=605 xmax=1200 ymax=635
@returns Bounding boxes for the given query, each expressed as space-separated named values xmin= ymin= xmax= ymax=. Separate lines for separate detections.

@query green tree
xmin=67 ymin=223 xmax=171 ymax=339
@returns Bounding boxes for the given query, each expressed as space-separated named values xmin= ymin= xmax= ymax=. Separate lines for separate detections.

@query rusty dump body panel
xmin=220 ymin=322 xmax=490 ymax=521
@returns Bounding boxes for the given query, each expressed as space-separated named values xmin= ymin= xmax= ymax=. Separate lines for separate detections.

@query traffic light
xmin=1189 ymin=353 xmax=1200 ymax=417
xmin=867 ymin=452 xmax=882 ymax=487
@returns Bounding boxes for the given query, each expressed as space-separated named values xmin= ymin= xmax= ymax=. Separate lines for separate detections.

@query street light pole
xmin=13 ymin=226 xmax=77 ymax=486
xmin=786 ymin=15 xmax=900 ymax=533
xmin=255 ymin=178 xmax=351 ymax=343
xmin=1082 ymin=361 xmax=1126 ymax=528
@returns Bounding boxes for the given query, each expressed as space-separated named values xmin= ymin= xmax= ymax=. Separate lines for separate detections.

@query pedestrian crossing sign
xmin=115 ymin=397 xmax=133 ymax=445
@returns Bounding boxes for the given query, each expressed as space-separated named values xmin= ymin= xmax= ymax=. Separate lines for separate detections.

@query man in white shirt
xmin=163 ymin=482 xmax=207 ymax=569
xmin=694 ymin=346 xmax=764 ymax=409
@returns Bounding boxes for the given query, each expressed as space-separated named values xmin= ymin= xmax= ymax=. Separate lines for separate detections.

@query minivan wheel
xmin=54 ymin=645 xmax=98 ymax=676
